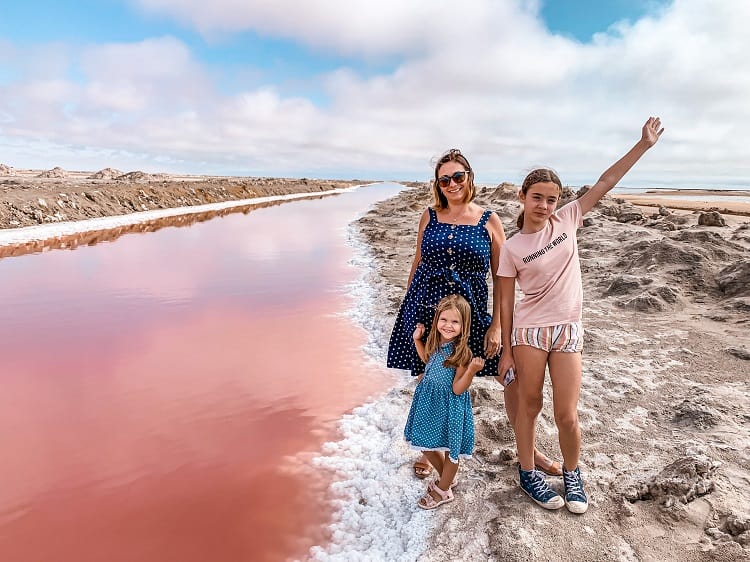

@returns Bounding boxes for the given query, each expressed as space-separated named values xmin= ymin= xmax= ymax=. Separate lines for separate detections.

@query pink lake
xmin=0 ymin=184 xmax=401 ymax=562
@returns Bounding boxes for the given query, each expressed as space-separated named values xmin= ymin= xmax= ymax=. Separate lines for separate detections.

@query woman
xmin=388 ymin=148 xmax=561 ymax=479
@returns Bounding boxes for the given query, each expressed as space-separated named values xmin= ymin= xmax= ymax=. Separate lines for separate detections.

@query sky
xmin=0 ymin=0 xmax=748 ymax=188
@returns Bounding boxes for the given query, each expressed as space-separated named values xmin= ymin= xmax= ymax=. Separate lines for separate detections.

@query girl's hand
xmin=413 ymin=323 xmax=425 ymax=341
xmin=468 ymin=356 xmax=485 ymax=374
xmin=483 ymin=324 xmax=501 ymax=358
xmin=642 ymin=116 xmax=664 ymax=147
xmin=497 ymin=349 xmax=515 ymax=381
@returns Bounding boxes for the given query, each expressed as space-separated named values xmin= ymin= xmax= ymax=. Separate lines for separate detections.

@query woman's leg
xmin=413 ymin=454 xmax=432 ymax=478
xmin=513 ymin=345 xmax=549 ymax=471
xmin=548 ymin=351 xmax=582 ymax=470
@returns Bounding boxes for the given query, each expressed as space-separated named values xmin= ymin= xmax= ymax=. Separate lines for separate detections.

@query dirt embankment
xmin=0 ymin=166 xmax=366 ymax=230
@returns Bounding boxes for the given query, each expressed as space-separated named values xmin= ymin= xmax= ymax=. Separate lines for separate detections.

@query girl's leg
xmin=412 ymin=374 xmax=433 ymax=478
xmin=548 ymin=351 xmax=588 ymax=513
xmin=502 ymin=379 xmax=562 ymax=474
xmin=513 ymin=345 xmax=549 ymax=471
xmin=548 ymin=351 xmax=582 ymax=470
xmin=437 ymin=453 xmax=458 ymax=492
xmin=422 ymin=450 xmax=445 ymax=479
xmin=420 ymin=452 xmax=454 ymax=505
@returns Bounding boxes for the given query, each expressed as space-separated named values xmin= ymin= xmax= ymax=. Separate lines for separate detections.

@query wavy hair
xmin=424 ymin=294 xmax=473 ymax=369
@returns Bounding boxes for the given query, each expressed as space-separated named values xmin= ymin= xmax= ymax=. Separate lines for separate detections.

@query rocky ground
xmin=353 ymin=184 xmax=750 ymax=561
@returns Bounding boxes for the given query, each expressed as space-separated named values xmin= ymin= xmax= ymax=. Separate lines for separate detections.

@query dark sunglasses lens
xmin=437 ymin=171 xmax=468 ymax=188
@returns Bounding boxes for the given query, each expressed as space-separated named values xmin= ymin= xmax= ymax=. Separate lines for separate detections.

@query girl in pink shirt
xmin=497 ymin=117 xmax=664 ymax=513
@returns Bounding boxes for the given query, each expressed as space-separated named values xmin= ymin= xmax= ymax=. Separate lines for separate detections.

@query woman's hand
xmin=413 ymin=323 xmax=425 ymax=342
xmin=484 ymin=323 xmax=501 ymax=358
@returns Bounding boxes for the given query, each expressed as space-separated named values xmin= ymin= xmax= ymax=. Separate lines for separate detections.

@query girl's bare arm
xmin=413 ymin=323 xmax=428 ymax=363
xmin=453 ymin=357 xmax=485 ymax=395
xmin=578 ymin=117 xmax=664 ymax=216
xmin=497 ymin=276 xmax=517 ymax=378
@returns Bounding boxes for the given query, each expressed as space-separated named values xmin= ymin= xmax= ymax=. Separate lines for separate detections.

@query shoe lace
xmin=529 ymin=471 xmax=552 ymax=496
xmin=564 ymin=471 xmax=583 ymax=496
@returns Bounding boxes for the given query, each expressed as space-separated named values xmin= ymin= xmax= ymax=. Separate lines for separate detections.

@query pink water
xmin=0 ymin=185 xmax=401 ymax=562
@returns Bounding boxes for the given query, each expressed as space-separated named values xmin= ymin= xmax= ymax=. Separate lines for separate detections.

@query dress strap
xmin=478 ymin=209 xmax=493 ymax=227
xmin=428 ymin=207 xmax=437 ymax=223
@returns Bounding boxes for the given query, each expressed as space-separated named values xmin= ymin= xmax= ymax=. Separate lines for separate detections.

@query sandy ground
xmin=616 ymin=193 xmax=750 ymax=216
xmin=354 ymin=185 xmax=750 ymax=561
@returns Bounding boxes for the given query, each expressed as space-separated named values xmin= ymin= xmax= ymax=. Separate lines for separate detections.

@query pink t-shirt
xmin=498 ymin=200 xmax=583 ymax=328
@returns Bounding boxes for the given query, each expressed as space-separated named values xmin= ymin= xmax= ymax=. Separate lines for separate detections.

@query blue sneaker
xmin=562 ymin=466 xmax=589 ymax=514
xmin=519 ymin=466 xmax=564 ymax=510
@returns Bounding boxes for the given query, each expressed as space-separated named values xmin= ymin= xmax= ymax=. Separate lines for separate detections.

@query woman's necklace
xmin=446 ymin=205 xmax=470 ymax=223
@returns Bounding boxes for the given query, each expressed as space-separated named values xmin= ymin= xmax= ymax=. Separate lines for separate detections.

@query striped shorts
xmin=511 ymin=322 xmax=584 ymax=353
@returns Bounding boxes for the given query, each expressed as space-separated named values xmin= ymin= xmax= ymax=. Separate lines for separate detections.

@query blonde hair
xmin=517 ymin=168 xmax=562 ymax=229
xmin=424 ymin=294 xmax=473 ymax=369
xmin=431 ymin=149 xmax=476 ymax=211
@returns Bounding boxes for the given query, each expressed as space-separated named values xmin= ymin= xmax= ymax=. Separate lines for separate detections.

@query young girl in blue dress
xmin=404 ymin=294 xmax=486 ymax=510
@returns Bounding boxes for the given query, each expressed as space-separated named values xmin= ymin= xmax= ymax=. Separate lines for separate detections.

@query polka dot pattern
xmin=387 ymin=207 xmax=499 ymax=377
xmin=403 ymin=342 xmax=474 ymax=462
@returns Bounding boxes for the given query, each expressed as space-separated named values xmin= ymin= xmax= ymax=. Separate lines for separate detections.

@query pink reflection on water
xmin=0 ymin=187 xmax=398 ymax=562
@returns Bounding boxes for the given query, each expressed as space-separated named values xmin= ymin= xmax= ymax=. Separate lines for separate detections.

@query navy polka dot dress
xmin=403 ymin=342 xmax=474 ymax=462
xmin=387 ymin=207 xmax=499 ymax=377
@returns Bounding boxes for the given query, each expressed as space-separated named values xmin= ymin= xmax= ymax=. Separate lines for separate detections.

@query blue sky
xmin=0 ymin=0 xmax=747 ymax=188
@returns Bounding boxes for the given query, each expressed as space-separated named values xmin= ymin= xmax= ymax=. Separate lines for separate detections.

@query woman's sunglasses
xmin=437 ymin=170 xmax=470 ymax=188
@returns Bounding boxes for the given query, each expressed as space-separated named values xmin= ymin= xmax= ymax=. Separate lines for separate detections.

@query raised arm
xmin=578 ymin=117 xmax=664 ymax=216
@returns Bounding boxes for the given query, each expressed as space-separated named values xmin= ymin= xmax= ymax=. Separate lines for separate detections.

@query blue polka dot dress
xmin=403 ymin=342 xmax=474 ymax=462
xmin=387 ymin=207 xmax=499 ymax=377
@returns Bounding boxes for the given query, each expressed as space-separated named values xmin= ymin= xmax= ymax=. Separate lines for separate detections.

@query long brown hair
xmin=431 ymin=149 xmax=476 ymax=211
xmin=424 ymin=294 xmax=473 ymax=369
xmin=516 ymin=168 xmax=562 ymax=229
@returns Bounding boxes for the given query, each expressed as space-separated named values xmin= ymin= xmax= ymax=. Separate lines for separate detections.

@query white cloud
xmin=1 ymin=0 xmax=749 ymax=187
xmin=133 ymin=0 xmax=534 ymax=57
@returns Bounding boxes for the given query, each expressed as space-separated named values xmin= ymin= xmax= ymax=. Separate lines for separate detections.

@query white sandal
xmin=417 ymin=481 xmax=454 ymax=510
